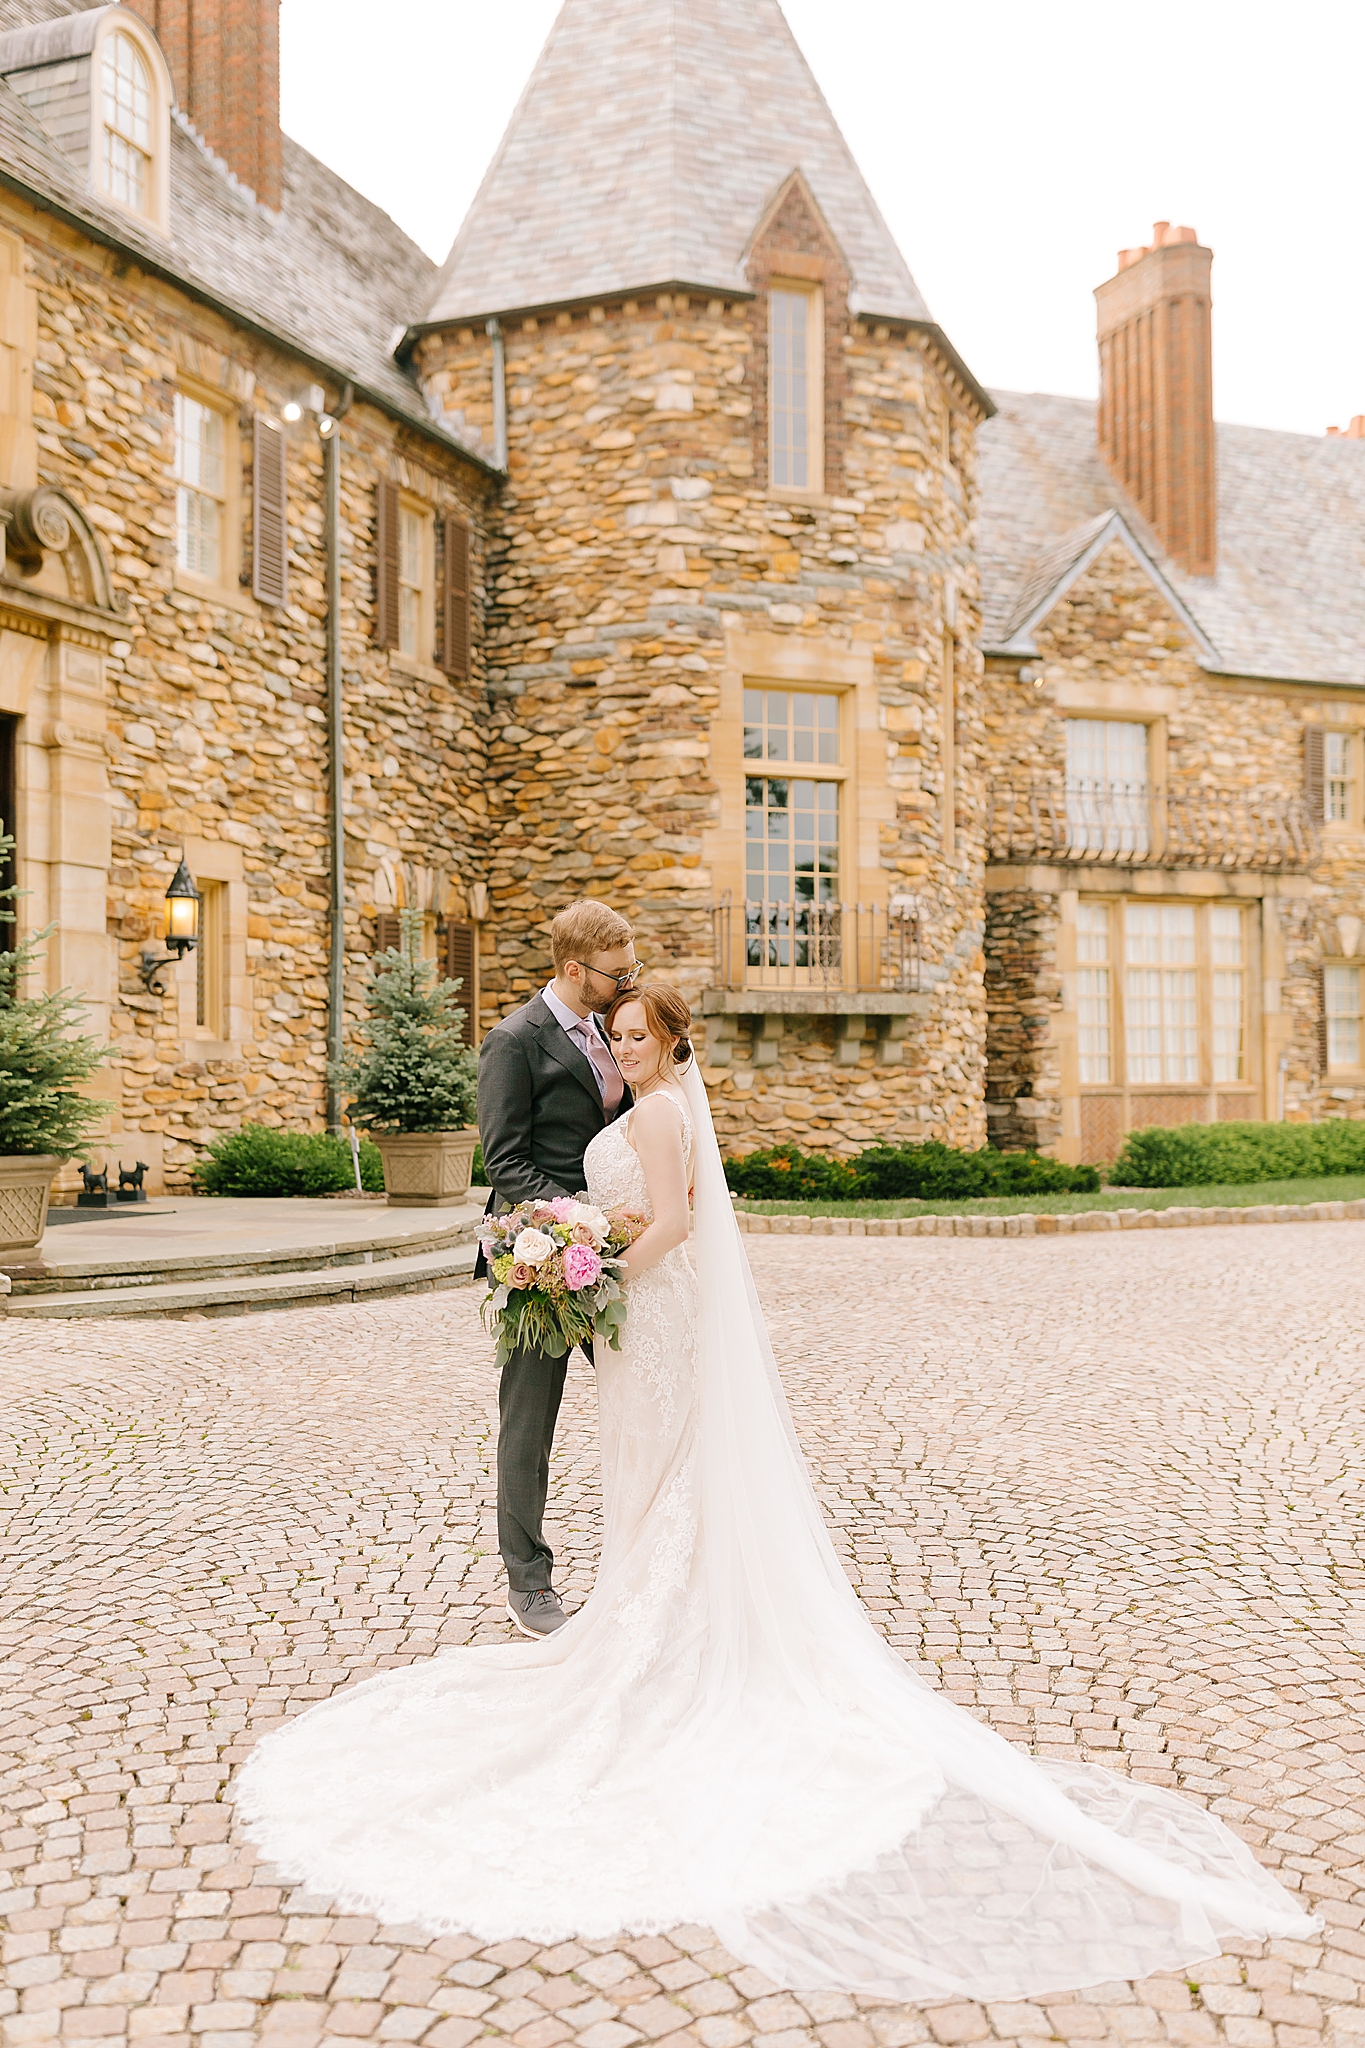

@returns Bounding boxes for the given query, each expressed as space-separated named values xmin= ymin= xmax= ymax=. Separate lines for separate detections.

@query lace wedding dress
xmin=235 ymin=1065 xmax=1316 ymax=2000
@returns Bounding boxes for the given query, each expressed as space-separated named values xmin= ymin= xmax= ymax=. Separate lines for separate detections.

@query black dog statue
xmin=117 ymin=1160 xmax=149 ymax=1204
xmin=77 ymin=1162 xmax=113 ymax=1208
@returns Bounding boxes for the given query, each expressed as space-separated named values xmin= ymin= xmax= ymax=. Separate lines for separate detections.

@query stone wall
xmin=983 ymin=539 xmax=1365 ymax=1144
xmin=4 ymin=193 xmax=494 ymax=1190
xmin=416 ymin=272 xmax=991 ymax=1156
xmin=984 ymin=887 xmax=1063 ymax=1152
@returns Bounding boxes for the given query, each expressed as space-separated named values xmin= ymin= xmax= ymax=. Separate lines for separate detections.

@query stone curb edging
xmin=735 ymin=1198 xmax=1365 ymax=1239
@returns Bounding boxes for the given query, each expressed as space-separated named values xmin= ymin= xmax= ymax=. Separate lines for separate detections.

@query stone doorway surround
xmin=0 ymin=486 xmax=126 ymax=1193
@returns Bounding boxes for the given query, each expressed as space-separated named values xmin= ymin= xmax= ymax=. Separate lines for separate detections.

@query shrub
xmin=1113 ymin=1119 xmax=1365 ymax=1188
xmin=331 ymin=908 xmax=478 ymax=1133
xmin=722 ymin=1142 xmax=860 ymax=1202
xmin=723 ymin=1138 xmax=1099 ymax=1202
xmin=720 ymin=1138 xmax=859 ymax=1196
xmin=195 ymin=1124 xmax=385 ymax=1197
xmin=0 ymin=831 xmax=111 ymax=1159
xmin=852 ymin=1143 xmax=1099 ymax=1199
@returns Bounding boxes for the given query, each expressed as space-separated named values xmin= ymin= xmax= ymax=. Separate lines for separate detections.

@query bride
xmin=236 ymin=983 xmax=1316 ymax=2000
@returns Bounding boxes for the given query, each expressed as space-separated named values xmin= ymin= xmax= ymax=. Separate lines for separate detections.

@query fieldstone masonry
xmin=4 ymin=188 xmax=492 ymax=1192
xmin=982 ymin=541 xmax=1365 ymax=1159
xmin=0 ymin=0 xmax=1361 ymax=1193
xmin=416 ymin=280 xmax=989 ymax=1156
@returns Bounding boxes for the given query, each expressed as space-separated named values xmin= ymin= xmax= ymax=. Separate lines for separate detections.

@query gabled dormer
xmin=0 ymin=6 xmax=173 ymax=236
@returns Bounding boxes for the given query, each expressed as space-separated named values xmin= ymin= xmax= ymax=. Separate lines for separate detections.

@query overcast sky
xmin=280 ymin=1 xmax=1363 ymax=439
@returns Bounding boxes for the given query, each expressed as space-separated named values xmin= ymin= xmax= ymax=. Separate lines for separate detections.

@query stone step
xmin=3 ymin=1241 xmax=481 ymax=1319
xmin=4 ymin=1209 xmax=486 ymax=1295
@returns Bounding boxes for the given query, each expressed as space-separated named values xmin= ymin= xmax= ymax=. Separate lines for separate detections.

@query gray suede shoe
xmin=506 ymin=1588 xmax=567 ymax=1637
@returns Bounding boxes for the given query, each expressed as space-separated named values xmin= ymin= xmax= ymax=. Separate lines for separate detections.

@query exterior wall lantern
xmin=139 ymin=857 xmax=200 ymax=995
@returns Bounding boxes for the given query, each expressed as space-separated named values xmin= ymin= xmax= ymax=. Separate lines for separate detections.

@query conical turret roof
xmin=421 ymin=0 xmax=932 ymax=329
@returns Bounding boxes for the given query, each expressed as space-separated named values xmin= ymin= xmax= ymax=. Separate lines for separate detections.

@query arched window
xmin=101 ymin=30 xmax=153 ymax=213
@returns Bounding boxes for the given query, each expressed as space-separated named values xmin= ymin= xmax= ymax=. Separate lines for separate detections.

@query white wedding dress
xmin=235 ymin=1063 xmax=1316 ymax=2000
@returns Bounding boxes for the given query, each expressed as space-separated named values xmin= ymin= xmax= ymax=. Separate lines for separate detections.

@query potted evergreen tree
xmin=331 ymin=907 xmax=480 ymax=1207
xmin=0 ymin=833 xmax=111 ymax=1255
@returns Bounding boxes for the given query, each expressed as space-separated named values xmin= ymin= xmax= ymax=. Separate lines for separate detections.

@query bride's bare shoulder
xmin=625 ymin=1089 xmax=689 ymax=1151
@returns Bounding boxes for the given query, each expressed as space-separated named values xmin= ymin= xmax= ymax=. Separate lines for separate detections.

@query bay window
xmin=1074 ymin=898 xmax=1249 ymax=1090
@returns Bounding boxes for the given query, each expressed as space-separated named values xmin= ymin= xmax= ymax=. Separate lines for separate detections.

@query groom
xmin=476 ymin=899 xmax=638 ymax=1636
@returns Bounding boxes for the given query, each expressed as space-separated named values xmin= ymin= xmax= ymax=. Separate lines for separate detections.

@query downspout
xmin=324 ymin=382 xmax=354 ymax=1133
xmin=486 ymin=317 xmax=508 ymax=470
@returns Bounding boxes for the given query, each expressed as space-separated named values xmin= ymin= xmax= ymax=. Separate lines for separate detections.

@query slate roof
xmin=979 ymin=390 xmax=1365 ymax=688
xmin=0 ymin=4 xmax=490 ymax=467
xmin=422 ymin=0 xmax=934 ymax=331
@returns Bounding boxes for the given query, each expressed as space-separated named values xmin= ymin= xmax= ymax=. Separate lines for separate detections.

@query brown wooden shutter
xmin=439 ymin=917 xmax=476 ymax=1045
xmin=1317 ymin=965 xmax=1331 ymax=1074
xmin=373 ymin=912 xmax=402 ymax=954
xmin=252 ymin=415 xmax=288 ymax=605
xmin=440 ymin=516 xmax=470 ymax=678
xmin=1304 ymin=726 xmax=1326 ymax=821
xmin=375 ymin=479 xmax=400 ymax=649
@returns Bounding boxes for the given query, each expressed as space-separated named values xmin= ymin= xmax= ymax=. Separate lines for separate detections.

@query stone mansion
xmin=0 ymin=0 xmax=1361 ymax=1191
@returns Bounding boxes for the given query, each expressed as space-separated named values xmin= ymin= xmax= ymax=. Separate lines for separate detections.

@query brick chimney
xmin=1095 ymin=222 xmax=1215 ymax=577
xmin=129 ymin=0 xmax=281 ymax=210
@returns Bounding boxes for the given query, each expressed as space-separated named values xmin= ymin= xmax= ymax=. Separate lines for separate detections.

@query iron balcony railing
xmin=711 ymin=895 xmax=921 ymax=994
xmin=988 ymin=780 xmax=1321 ymax=872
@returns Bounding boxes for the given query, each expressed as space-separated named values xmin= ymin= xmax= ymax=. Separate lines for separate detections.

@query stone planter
xmin=0 ymin=1154 xmax=58 ymax=1255
xmin=372 ymin=1128 xmax=479 ymax=1208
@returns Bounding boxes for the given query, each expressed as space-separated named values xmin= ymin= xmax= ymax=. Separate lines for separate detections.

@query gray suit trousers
xmin=497 ymin=1338 xmax=579 ymax=1591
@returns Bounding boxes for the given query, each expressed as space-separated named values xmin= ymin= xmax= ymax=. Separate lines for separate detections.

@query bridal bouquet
xmin=480 ymin=1197 xmax=647 ymax=1367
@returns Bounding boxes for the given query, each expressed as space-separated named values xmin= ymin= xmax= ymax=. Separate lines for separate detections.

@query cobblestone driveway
xmin=4 ymin=1226 xmax=1365 ymax=2048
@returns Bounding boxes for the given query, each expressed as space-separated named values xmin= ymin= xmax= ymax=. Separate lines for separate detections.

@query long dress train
xmin=234 ymin=1064 xmax=1317 ymax=2000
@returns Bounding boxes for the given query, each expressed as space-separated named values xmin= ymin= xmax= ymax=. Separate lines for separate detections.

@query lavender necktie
xmin=577 ymin=1023 xmax=624 ymax=1113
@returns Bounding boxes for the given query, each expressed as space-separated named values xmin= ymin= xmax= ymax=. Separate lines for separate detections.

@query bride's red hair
xmin=604 ymin=982 xmax=693 ymax=1065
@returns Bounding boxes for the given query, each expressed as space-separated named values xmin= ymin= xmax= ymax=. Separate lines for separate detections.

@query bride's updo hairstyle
xmin=604 ymin=982 xmax=693 ymax=1068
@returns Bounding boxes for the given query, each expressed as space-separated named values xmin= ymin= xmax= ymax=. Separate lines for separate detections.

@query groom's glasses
xmin=573 ymin=960 xmax=645 ymax=992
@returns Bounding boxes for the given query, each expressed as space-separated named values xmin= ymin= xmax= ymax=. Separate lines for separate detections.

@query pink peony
xmin=547 ymin=1197 xmax=578 ymax=1222
xmin=561 ymin=1243 xmax=602 ymax=1292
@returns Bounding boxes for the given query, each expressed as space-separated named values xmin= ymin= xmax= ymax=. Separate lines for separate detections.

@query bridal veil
xmin=235 ymin=1057 xmax=1316 ymax=2000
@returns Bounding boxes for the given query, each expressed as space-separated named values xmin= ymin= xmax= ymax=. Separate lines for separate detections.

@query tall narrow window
xmin=769 ymin=287 xmax=820 ymax=490
xmin=173 ymin=394 xmax=224 ymax=579
xmin=744 ymin=687 xmax=840 ymax=973
xmin=1210 ymin=905 xmax=1244 ymax=1082
xmin=1326 ymin=733 xmax=1354 ymax=824
xmin=195 ymin=880 xmax=226 ymax=1037
xmin=1076 ymin=902 xmax=1112 ymax=1084
xmin=102 ymin=31 xmax=152 ymax=212
xmin=1125 ymin=903 xmax=1197 ymax=1083
xmin=1325 ymin=965 xmax=1362 ymax=1070
xmin=1066 ymin=718 xmax=1150 ymax=854
xmin=398 ymin=504 xmax=430 ymax=658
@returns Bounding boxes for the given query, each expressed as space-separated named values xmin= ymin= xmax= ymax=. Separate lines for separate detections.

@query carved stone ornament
xmin=0 ymin=485 xmax=121 ymax=611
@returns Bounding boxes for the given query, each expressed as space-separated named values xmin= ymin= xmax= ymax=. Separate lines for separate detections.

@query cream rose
xmin=511 ymin=1227 xmax=556 ymax=1266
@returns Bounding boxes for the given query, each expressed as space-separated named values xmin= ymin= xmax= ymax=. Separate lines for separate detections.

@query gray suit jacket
xmin=477 ymin=992 xmax=632 ymax=1217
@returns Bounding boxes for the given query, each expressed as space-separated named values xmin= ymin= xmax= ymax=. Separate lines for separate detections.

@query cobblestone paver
xmin=3 ymin=1225 xmax=1365 ymax=2048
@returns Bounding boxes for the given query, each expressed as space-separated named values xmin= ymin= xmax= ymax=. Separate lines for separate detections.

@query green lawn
xmin=732 ymin=1172 xmax=1365 ymax=1220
